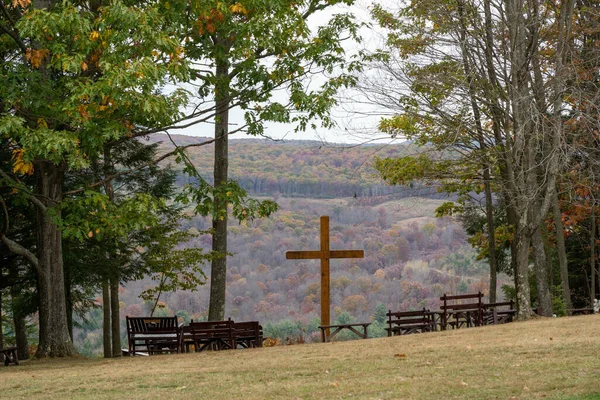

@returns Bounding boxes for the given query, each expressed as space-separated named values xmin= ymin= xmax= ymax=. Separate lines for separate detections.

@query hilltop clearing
xmin=4 ymin=315 xmax=600 ymax=399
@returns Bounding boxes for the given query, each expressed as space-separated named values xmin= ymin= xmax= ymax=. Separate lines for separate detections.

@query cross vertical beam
xmin=286 ymin=216 xmax=364 ymax=331
xmin=320 ymin=216 xmax=331 ymax=329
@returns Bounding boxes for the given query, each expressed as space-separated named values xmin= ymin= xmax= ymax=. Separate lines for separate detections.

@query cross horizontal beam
xmin=286 ymin=250 xmax=364 ymax=260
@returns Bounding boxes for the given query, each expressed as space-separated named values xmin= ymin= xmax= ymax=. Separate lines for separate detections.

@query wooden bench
xmin=484 ymin=301 xmax=516 ymax=325
xmin=189 ymin=319 xmax=236 ymax=351
xmin=1 ymin=347 xmax=18 ymax=366
xmin=568 ymin=308 xmax=595 ymax=316
xmin=318 ymin=323 xmax=370 ymax=342
xmin=231 ymin=321 xmax=264 ymax=348
xmin=386 ymin=308 xmax=435 ymax=336
xmin=440 ymin=292 xmax=484 ymax=330
xmin=126 ymin=316 xmax=181 ymax=355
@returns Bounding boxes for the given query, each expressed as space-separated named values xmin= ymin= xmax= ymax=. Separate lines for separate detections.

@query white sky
xmin=171 ymin=0 xmax=397 ymax=145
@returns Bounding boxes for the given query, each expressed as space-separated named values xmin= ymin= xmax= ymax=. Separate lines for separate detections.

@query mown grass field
xmin=1 ymin=315 xmax=600 ymax=399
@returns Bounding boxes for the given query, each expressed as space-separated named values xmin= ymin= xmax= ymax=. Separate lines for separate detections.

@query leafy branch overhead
xmin=172 ymin=146 xmax=279 ymax=222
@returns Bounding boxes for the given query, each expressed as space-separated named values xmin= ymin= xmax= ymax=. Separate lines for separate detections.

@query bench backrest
xmin=440 ymin=292 xmax=484 ymax=311
xmin=231 ymin=321 xmax=262 ymax=335
xmin=483 ymin=301 xmax=514 ymax=310
xmin=126 ymin=316 xmax=179 ymax=334
xmin=387 ymin=308 xmax=431 ymax=325
xmin=189 ymin=319 xmax=234 ymax=339
xmin=440 ymin=292 xmax=484 ymax=328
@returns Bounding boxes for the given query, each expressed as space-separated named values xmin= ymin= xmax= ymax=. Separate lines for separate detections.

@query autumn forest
xmin=2 ymin=0 xmax=600 ymax=361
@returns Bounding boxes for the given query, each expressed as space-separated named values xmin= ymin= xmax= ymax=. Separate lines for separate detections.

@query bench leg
xmin=3 ymin=349 xmax=18 ymax=366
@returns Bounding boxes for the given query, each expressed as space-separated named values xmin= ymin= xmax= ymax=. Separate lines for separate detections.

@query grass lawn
xmin=1 ymin=314 xmax=599 ymax=399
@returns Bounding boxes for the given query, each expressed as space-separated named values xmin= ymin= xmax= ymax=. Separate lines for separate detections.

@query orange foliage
xmin=25 ymin=48 xmax=49 ymax=69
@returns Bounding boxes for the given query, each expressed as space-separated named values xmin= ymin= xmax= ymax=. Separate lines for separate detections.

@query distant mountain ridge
xmin=152 ymin=134 xmax=441 ymax=199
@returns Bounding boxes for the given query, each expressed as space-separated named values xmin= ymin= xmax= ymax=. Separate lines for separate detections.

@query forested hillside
xmin=152 ymin=134 xmax=445 ymax=199
xmin=74 ymin=193 xmax=497 ymax=354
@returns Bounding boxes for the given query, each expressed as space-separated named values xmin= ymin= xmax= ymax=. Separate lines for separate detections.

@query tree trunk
xmin=64 ymin=259 xmax=73 ymax=341
xmin=208 ymin=57 xmax=230 ymax=321
xmin=35 ymin=161 xmax=75 ymax=357
xmin=532 ymin=227 xmax=553 ymax=316
xmin=10 ymin=283 xmax=30 ymax=360
xmin=110 ymin=276 xmax=121 ymax=357
xmin=591 ymin=211 xmax=596 ymax=306
xmin=102 ymin=280 xmax=111 ymax=358
xmin=0 ymin=285 xmax=3 ymax=363
xmin=514 ymin=230 xmax=532 ymax=320
xmin=456 ymin=0 xmax=498 ymax=303
xmin=553 ymin=189 xmax=572 ymax=312
xmin=483 ymin=168 xmax=498 ymax=303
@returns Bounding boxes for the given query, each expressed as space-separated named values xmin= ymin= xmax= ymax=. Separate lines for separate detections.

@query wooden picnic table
xmin=318 ymin=323 xmax=371 ymax=343
xmin=1 ymin=347 xmax=19 ymax=366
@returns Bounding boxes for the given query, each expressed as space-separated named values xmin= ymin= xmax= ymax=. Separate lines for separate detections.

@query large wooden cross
xmin=286 ymin=216 xmax=364 ymax=329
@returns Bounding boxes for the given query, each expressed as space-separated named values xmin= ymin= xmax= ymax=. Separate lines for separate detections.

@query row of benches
xmin=126 ymin=316 xmax=263 ymax=356
xmin=386 ymin=292 xmax=516 ymax=336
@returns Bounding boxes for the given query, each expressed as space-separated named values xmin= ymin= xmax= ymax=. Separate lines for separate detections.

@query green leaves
xmin=137 ymin=221 xmax=210 ymax=307
xmin=2 ymin=0 xmax=190 ymax=172
xmin=57 ymin=191 xmax=164 ymax=242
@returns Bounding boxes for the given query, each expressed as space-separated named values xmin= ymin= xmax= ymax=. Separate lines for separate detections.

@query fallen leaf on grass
xmin=330 ymin=382 xmax=339 ymax=388
xmin=549 ymin=337 xmax=553 ymax=341
xmin=523 ymin=386 xmax=529 ymax=391
xmin=460 ymin=381 xmax=468 ymax=386
xmin=466 ymin=344 xmax=472 ymax=350
xmin=394 ymin=353 xmax=407 ymax=358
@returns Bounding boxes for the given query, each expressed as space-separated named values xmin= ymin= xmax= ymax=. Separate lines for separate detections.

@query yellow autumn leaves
xmin=25 ymin=48 xmax=49 ymax=69
xmin=12 ymin=149 xmax=34 ymax=176
xmin=11 ymin=0 xmax=30 ymax=8
xmin=197 ymin=2 xmax=248 ymax=35
xmin=229 ymin=2 xmax=248 ymax=15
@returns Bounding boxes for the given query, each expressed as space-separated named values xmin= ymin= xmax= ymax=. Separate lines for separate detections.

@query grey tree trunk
xmin=532 ymin=227 xmax=553 ymax=316
xmin=483 ymin=168 xmax=498 ymax=303
xmin=514 ymin=231 xmax=532 ymax=320
xmin=553 ymin=190 xmax=572 ymax=312
xmin=35 ymin=161 xmax=75 ymax=357
xmin=456 ymin=0 xmax=498 ymax=303
xmin=208 ymin=57 xmax=230 ymax=321
xmin=102 ymin=280 xmax=111 ymax=358
xmin=110 ymin=276 xmax=121 ymax=357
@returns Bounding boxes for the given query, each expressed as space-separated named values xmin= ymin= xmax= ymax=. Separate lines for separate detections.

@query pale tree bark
xmin=553 ymin=189 xmax=572 ymax=311
xmin=208 ymin=54 xmax=230 ymax=321
xmin=505 ymin=0 xmax=534 ymax=319
xmin=532 ymin=226 xmax=553 ymax=316
xmin=514 ymin=229 xmax=532 ymax=319
xmin=102 ymin=281 xmax=111 ymax=358
xmin=457 ymin=0 xmax=498 ymax=303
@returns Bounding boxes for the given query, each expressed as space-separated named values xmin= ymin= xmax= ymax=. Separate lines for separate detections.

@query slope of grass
xmin=1 ymin=315 xmax=599 ymax=399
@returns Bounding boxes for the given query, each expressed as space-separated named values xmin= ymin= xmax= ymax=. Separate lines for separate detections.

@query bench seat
xmin=386 ymin=309 xmax=435 ymax=336
xmin=126 ymin=316 xmax=181 ymax=355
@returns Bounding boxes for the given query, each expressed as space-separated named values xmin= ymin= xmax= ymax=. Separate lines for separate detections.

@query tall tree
xmin=181 ymin=0 xmax=362 ymax=320
xmin=0 ymin=0 xmax=189 ymax=356
xmin=367 ymin=0 xmax=576 ymax=318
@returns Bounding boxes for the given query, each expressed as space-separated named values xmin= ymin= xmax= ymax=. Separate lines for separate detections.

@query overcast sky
xmin=171 ymin=1 xmax=397 ymax=145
